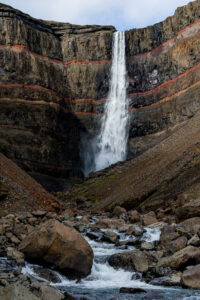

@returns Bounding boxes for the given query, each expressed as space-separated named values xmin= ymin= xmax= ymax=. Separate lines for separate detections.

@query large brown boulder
xmin=108 ymin=250 xmax=148 ymax=273
xmin=156 ymin=246 xmax=200 ymax=271
xmin=19 ymin=220 xmax=93 ymax=278
xmin=181 ymin=265 xmax=200 ymax=288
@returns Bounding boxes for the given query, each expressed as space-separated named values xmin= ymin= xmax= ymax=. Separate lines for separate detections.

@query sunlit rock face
xmin=1 ymin=1 xmax=200 ymax=190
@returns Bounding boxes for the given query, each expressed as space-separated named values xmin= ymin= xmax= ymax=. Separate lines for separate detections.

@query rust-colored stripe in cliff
xmin=1 ymin=18 xmax=200 ymax=66
xmin=128 ymin=18 xmax=200 ymax=59
xmin=1 ymin=80 xmax=200 ymax=117
xmin=129 ymin=63 xmax=200 ymax=97
xmin=0 ymin=83 xmax=106 ymax=103
xmin=130 ymin=80 xmax=200 ymax=112
xmin=74 ymin=80 xmax=200 ymax=115
xmin=1 ymin=60 xmax=200 ymax=105
xmin=0 ymin=45 xmax=110 ymax=66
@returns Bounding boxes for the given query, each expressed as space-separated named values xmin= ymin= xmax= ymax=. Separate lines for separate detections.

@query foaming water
xmin=18 ymin=226 xmax=200 ymax=300
xmin=141 ymin=227 xmax=161 ymax=242
xmin=84 ymin=31 xmax=129 ymax=175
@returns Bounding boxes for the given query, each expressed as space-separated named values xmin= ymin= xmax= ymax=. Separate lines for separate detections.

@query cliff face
xmin=0 ymin=1 xmax=200 ymax=191
xmin=0 ymin=3 xmax=114 ymax=190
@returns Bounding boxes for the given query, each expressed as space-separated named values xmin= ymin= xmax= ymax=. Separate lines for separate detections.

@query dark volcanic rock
xmin=108 ymin=250 xmax=148 ymax=273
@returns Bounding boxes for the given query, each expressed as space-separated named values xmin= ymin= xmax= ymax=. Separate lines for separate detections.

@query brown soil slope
xmin=69 ymin=111 xmax=200 ymax=212
xmin=0 ymin=153 xmax=64 ymax=215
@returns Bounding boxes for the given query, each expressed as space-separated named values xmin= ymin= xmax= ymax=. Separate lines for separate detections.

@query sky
xmin=4 ymin=0 xmax=195 ymax=31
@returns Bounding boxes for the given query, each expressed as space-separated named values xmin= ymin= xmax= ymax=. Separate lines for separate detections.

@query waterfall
xmin=92 ymin=31 xmax=129 ymax=172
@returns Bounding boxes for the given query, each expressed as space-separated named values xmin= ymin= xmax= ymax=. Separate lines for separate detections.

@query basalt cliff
xmin=1 ymin=0 xmax=200 ymax=210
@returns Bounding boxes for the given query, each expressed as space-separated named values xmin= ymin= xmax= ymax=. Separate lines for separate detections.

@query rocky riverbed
xmin=0 ymin=207 xmax=200 ymax=299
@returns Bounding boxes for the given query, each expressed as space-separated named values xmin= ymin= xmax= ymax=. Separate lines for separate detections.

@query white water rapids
xmin=15 ymin=224 xmax=200 ymax=299
xmin=84 ymin=31 xmax=129 ymax=175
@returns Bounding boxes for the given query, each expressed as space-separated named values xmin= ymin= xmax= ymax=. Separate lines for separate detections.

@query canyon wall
xmin=0 ymin=1 xmax=200 ymax=190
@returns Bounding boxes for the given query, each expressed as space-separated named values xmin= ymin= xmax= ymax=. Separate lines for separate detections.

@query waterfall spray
xmin=84 ymin=31 xmax=129 ymax=175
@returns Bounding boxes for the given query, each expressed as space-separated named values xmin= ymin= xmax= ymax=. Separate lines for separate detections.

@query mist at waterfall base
xmin=82 ymin=31 xmax=130 ymax=176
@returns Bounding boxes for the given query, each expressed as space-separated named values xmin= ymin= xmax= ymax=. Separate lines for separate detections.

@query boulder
xmin=157 ymin=246 xmax=200 ymax=271
xmin=19 ymin=220 xmax=93 ymax=278
xmin=101 ymin=231 xmax=119 ymax=243
xmin=113 ymin=206 xmax=126 ymax=217
xmin=181 ymin=264 xmax=200 ymax=288
xmin=150 ymin=272 xmax=181 ymax=286
xmin=108 ymin=250 xmax=148 ymax=273
xmin=159 ymin=225 xmax=180 ymax=249
xmin=165 ymin=236 xmax=188 ymax=254
xmin=33 ymin=267 xmax=61 ymax=283
xmin=6 ymin=247 xmax=24 ymax=264
xmin=180 ymin=218 xmax=200 ymax=235
xmin=129 ymin=210 xmax=140 ymax=223
xmin=141 ymin=242 xmax=155 ymax=250
xmin=86 ymin=231 xmax=102 ymax=241
xmin=95 ymin=218 xmax=125 ymax=229
xmin=39 ymin=284 xmax=64 ymax=300
xmin=175 ymin=199 xmax=200 ymax=221
xmin=188 ymin=234 xmax=200 ymax=246
xmin=143 ymin=214 xmax=158 ymax=226
xmin=149 ymin=222 xmax=167 ymax=229
xmin=0 ymin=283 xmax=40 ymax=300
xmin=180 ymin=217 xmax=200 ymax=227
xmin=126 ymin=225 xmax=144 ymax=236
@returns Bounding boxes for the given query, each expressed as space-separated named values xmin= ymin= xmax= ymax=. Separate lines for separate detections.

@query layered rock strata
xmin=0 ymin=1 xmax=200 ymax=189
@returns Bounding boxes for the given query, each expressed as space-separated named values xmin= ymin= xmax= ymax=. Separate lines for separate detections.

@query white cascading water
xmin=93 ymin=31 xmax=129 ymax=172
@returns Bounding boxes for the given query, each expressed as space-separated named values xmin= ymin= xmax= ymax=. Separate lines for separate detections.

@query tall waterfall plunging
xmin=86 ymin=31 xmax=129 ymax=174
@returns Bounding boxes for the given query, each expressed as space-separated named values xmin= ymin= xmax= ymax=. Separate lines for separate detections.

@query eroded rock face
xmin=19 ymin=220 xmax=94 ymax=278
xmin=1 ymin=1 xmax=200 ymax=192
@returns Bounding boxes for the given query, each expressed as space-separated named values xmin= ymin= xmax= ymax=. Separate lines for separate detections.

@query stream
xmin=20 ymin=220 xmax=200 ymax=300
